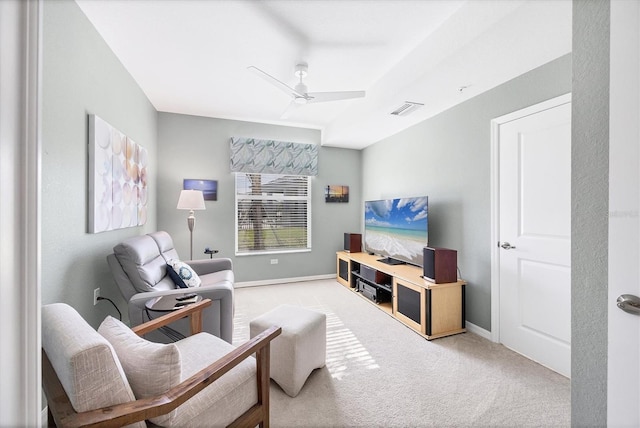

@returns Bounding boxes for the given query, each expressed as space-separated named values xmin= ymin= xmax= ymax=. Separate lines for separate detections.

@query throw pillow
xmin=166 ymin=259 xmax=201 ymax=288
xmin=166 ymin=263 xmax=189 ymax=288
xmin=98 ymin=316 xmax=181 ymax=425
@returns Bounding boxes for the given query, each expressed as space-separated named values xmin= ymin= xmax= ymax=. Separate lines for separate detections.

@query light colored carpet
xmin=233 ymin=279 xmax=570 ymax=427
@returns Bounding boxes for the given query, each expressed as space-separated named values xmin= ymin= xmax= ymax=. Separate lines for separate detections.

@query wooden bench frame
xmin=42 ymin=299 xmax=281 ymax=427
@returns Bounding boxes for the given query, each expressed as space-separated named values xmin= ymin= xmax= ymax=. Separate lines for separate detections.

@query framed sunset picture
xmin=325 ymin=185 xmax=349 ymax=203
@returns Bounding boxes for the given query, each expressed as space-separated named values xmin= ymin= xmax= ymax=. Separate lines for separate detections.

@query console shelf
xmin=337 ymin=251 xmax=466 ymax=340
xmin=351 ymin=270 xmax=392 ymax=293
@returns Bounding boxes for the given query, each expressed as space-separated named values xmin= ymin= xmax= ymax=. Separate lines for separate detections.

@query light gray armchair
xmin=42 ymin=301 xmax=280 ymax=427
xmin=107 ymin=231 xmax=234 ymax=343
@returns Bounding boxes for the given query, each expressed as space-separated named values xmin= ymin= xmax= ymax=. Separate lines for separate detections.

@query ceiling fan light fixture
xmin=295 ymin=63 xmax=308 ymax=79
xmin=249 ymin=63 xmax=364 ymax=110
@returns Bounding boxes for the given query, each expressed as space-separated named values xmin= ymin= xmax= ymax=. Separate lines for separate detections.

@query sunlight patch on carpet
xmin=324 ymin=310 xmax=379 ymax=379
xmin=232 ymin=308 xmax=251 ymax=345
xmin=232 ymin=300 xmax=379 ymax=379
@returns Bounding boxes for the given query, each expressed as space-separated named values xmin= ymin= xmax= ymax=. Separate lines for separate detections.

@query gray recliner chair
xmin=107 ymin=231 xmax=234 ymax=343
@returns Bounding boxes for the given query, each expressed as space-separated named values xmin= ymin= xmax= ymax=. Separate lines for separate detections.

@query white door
xmin=608 ymin=1 xmax=640 ymax=426
xmin=492 ymin=94 xmax=572 ymax=377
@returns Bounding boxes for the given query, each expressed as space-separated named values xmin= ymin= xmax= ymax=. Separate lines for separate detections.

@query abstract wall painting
xmin=325 ymin=185 xmax=349 ymax=203
xmin=88 ymin=114 xmax=148 ymax=233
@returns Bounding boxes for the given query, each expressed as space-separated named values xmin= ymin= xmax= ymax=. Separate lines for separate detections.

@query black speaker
xmin=423 ymin=247 xmax=457 ymax=284
xmin=344 ymin=233 xmax=362 ymax=253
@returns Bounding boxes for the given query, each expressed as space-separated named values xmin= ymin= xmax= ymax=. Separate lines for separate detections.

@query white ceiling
xmin=75 ymin=0 xmax=572 ymax=150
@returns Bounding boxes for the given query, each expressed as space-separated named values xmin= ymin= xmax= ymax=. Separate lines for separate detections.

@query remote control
xmin=175 ymin=293 xmax=197 ymax=301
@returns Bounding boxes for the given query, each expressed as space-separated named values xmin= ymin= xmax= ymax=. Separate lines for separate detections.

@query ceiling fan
xmin=248 ymin=63 xmax=365 ymax=117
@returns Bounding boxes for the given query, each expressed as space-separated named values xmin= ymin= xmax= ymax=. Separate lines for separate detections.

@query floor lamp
xmin=176 ymin=189 xmax=206 ymax=260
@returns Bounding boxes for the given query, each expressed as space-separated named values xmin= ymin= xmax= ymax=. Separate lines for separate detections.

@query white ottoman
xmin=250 ymin=304 xmax=326 ymax=397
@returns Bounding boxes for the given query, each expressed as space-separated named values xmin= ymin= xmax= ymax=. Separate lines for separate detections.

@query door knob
xmin=617 ymin=294 xmax=640 ymax=315
xmin=499 ymin=241 xmax=516 ymax=250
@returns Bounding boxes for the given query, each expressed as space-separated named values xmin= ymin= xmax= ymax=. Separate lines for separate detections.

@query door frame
xmin=489 ymin=93 xmax=572 ymax=343
xmin=607 ymin=0 xmax=640 ymax=424
xmin=0 ymin=0 xmax=43 ymax=425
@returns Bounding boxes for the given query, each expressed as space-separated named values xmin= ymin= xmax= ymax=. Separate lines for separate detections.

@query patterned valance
xmin=229 ymin=137 xmax=318 ymax=176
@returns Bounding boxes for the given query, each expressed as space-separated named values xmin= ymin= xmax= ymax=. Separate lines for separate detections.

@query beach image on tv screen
xmin=364 ymin=196 xmax=428 ymax=266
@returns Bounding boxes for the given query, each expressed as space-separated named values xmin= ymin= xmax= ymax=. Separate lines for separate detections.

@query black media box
xmin=358 ymin=279 xmax=390 ymax=304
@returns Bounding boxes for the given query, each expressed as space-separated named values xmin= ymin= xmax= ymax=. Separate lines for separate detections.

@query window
xmin=235 ymin=172 xmax=311 ymax=255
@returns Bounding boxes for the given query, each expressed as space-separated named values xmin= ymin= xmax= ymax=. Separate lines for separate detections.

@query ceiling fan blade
xmin=307 ymin=90 xmax=365 ymax=103
xmin=280 ymin=100 xmax=301 ymax=119
xmin=247 ymin=66 xmax=304 ymax=98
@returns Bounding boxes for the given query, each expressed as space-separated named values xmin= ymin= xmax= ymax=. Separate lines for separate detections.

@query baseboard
xmin=235 ymin=273 xmax=336 ymax=288
xmin=465 ymin=321 xmax=493 ymax=341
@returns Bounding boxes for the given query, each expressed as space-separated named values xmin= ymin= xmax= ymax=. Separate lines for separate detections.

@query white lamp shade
xmin=177 ymin=190 xmax=206 ymax=210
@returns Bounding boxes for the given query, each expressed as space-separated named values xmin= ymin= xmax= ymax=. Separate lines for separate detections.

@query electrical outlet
xmin=270 ymin=259 xmax=278 ymax=265
xmin=93 ymin=288 xmax=100 ymax=305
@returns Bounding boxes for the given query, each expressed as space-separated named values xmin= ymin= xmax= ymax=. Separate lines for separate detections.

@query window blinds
xmin=235 ymin=173 xmax=311 ymax=254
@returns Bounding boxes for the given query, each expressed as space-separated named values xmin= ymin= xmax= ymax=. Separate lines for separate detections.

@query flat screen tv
xmin=364 ymin=196 xmax=428 ymax=267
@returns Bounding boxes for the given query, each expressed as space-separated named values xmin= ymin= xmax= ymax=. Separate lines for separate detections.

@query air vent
xmin=390 ymin=101 xmax=424 ymax=116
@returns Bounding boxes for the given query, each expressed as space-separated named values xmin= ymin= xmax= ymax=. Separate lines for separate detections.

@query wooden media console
xmin=336 ymin=251 xmax=466 ymax=340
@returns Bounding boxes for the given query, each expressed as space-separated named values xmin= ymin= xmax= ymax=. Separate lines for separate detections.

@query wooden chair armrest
xmin=44 ymin=325 xmax=282 ymax=428
xmin=131 ymin=298 xmax=212 ymax=336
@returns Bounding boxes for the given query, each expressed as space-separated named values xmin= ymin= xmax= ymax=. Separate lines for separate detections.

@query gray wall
xmin=156 ymin=112 xmax=362 ymax=282
xmin=362 ymin=54 xmax=572 ymax=331
xmin=42 ymin=0 xmax=158 ymax=327
xmin=36 ymin=0 xmax=617 ymax=422
xmin=41 ymin=0 xmax=363 ymax=327
xmin=40 ymin=0 xmax=572 ymax=334
xmin=571 ymin=1 xmax=609 ymax=425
